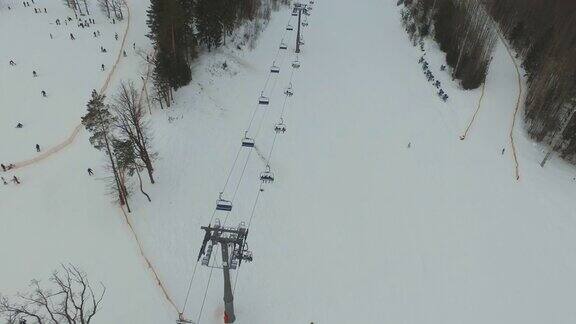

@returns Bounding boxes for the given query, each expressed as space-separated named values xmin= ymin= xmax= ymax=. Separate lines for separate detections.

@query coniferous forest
xmin=146 ymin=0 xmax=290 ymax=108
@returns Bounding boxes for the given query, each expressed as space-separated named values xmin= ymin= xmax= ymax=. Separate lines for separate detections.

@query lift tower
xmin=197 ymin=220 xmax=253 ymax=323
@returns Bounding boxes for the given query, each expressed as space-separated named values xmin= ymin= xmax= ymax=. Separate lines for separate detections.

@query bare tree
xmin=97 ymin=0 xmax=110 ymax=18
xmin=112 ymin=82 xmax=157 ymax=184
xmin=0 ymin=264 xmax=105 ymax=324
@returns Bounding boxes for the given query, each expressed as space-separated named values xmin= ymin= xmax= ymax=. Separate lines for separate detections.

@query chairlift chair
xmin=260 ymin=165 xmax=275 ymax=183
xmin=176 ymin=313 xmax=194 ymax=324
xmin=258 ymin=91 xmax=270 ymax=105
xmin=216 ymin=192 xmax=233 ymax=211
xmin=302 ymin=20 xmax=309 ymax=27
xmin=280 ymin=41 xmax=288 ymax=50
xmin=292 ymin=10 xmax=298 ymax=16
xmin=292 ymin=59 xmax=301 ymax=69
xmin=241 ymin=131 xmax=255 ymax=148
xmin=270 ymin=63 xmax=280 ymax=73
xmin=286 ymin=24 xmax=294 ymax=31
xmin=284 ymin=84 xmax=294 ymax=96
xmin=274 ymin=118 xmax=287 ymax=133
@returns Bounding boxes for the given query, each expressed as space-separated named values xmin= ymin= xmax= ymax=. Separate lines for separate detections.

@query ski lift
xmin=286 ymin=24 xmax=294 ymax=31
xmin=260 ymin=165 xmax=275 ymax=183
xmin=270 ymin=62 xmax=280 ymax=73
xmin=292 ymin=59 xmax=301 ymax=69
xmin=176 ymin=313 xmax=194 ymax=324
xmin=274 ymin=118 xmax=287 ymax=134
xmin=279 ymin=41 xmax=288 ymax=50
xmin=292 ymin=10 xmax=298 ymax=16
xmin=258 ymin=91 xmax=270 ymax=105
xmin=216 ymin=192 xmax=233 ymax=211
xmin=284 ymin=84 xmax=294 ymax=96
xmin=241 ymin=131 xmax=255 ymax=148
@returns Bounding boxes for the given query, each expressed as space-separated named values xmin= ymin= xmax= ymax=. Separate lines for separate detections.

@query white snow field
xmin=3 ymin=0 xmax=576 ymax=323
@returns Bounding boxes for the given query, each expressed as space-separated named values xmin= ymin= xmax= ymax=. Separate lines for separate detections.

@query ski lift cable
xmin=196 ymin=261 xmax=216 ymax=324
xmin=187 ymin=10 xmax=299 ymax=321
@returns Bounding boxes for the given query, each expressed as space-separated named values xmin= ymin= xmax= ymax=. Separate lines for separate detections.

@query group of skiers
xmin=1 ymin=164 xmax=19 ymax=185
xmin=419 ymin=55 xmax=449 ymax=102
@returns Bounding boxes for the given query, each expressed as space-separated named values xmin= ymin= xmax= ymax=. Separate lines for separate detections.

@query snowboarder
xmin=16 ymin=122 xmax=23 ymax=128
xmin=12 ymin=176 xmax=20 ymax=184
xmin=9 ymin=60 xmax=16 ymax=66
xmin=32 ymin=70 xmax=37 ymax=77
xmin=35 ymin=144 xmax=40 ymax=152
xmin=70 ymin=33 xmax=75 ymax=40
xmin=101 ymin=64 xmax=105 ymax=71
xmin=41 ymin=90 xmax=47 ymax=97
xmin=1 ymin=164 xmax=6 ymax=171
xmin=87 ymin=168 xmax=94 ymax=176
xmin=115 ymin=33 xmax=118 ymax=40
xmin=1 ymin=177 xmax=7 ymax=185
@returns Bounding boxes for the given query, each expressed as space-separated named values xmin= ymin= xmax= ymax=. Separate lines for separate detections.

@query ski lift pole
xmin=221 ymin=243 xmax=236 ymax=323
xmin=296 ymin=6 xmax=302 ymax=53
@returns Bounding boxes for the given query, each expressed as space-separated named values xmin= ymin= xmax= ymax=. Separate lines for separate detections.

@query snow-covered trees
xmin=0 ymin=265 xmax=105 ymax=324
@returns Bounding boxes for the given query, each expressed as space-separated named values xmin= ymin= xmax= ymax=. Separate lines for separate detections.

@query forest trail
xmin=10 ymin=0 xmax=134 ymax=171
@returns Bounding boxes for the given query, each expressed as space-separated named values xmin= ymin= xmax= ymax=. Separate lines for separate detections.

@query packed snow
xmin=2 ymin=0 xmax=576 ymax=323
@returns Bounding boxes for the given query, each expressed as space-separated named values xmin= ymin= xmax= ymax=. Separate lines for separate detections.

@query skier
xmin=41 ymin=90 xmax=47 ymax=97
xmin=101 ymin=64 xmax=105 ymax=71
xmin=115 ymin=33 xmax=118 ymax=40
xmin=9 ymin=60 xmax=16 ymax=66
xmin=1 ymin=177 xmax=7 ymax=185
xmin=133 ymin=42 xmax=136 ymax=50
xmin=123 ymin=50 xmax=127 ymax=57
xmin=87 ymin=168 xmax=94 ymax=176
xmin=434 ymin=80 xmax=441 ymax=88
xmin=501 ymin=148 xmax=506 ymax=155
xmin=16 ymin=122 xmax=23 ymax=128
xmin=70 ymin=33 xmax=75 ymax=40
xmin=32 ymin=70 xmax=37 ymax=77
xmin=43 ymin=8 xmax=46 ymax=13
xmin=93 ymin=31 xmax=97 ymax=37
xmin=12 ymin=176 xmax=20 ymax=184
xmin=407 ymin=142 xmax=411 ymax=148
xmin=1 ymin=164 xmax=6 ymax=171
xmin=442 ymin=93 xmax=449 ymax=102
xmin=50 ymin=33 xmax=53 ymax=39
xmin=35 ymin=144 xmax=40 ymax=152
xmin=440 ymin=65 xmax=446 ymax=71
xmin=55 ymin=18 xmax=60 ymax=25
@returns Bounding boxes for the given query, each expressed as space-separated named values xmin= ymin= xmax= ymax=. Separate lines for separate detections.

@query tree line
xmin=399 ymin=0 xmax=497 ymax=90
xmin=146 ymin=0 xmax=290 ymax=108
xmin=483 ymin=0 xmax=576 ymax=163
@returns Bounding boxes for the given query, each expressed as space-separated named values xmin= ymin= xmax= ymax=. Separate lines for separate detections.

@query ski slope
xmin=3 ymin=0 xmax=576 ymax=323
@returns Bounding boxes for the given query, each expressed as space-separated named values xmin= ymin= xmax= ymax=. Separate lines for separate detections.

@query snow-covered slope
xmin=3 ymin=0 xmax=576 ymax=323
